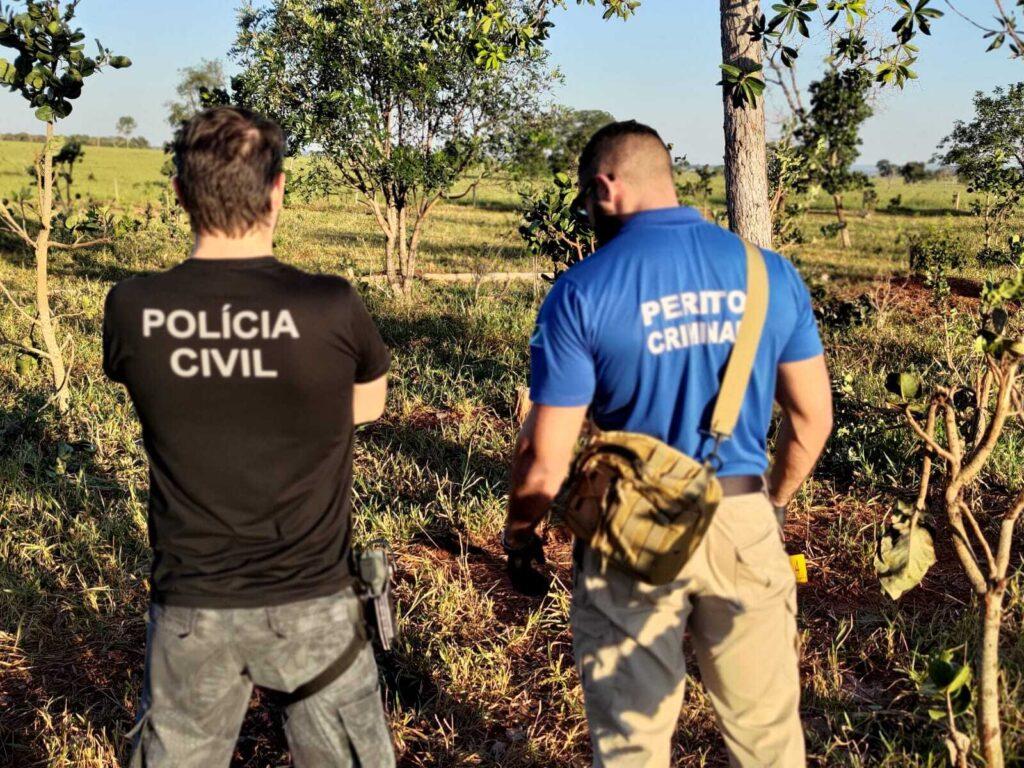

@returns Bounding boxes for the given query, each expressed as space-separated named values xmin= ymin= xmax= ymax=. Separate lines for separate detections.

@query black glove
xmin=502 ymin=530 xmax=551 ymax=597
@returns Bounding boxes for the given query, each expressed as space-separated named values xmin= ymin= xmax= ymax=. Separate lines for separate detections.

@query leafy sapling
xmin=0 ymin=0 xmax=130 ymax=412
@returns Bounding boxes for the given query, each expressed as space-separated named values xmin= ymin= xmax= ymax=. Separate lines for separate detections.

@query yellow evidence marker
xmin=789 ymin=554 xmax=808 ymax=584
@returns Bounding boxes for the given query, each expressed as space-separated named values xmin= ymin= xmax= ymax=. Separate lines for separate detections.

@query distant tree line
xmin=875 ymin=158 xmax=956 ymax=184
xmin=0 ymin=131 xmax=150 ymax=148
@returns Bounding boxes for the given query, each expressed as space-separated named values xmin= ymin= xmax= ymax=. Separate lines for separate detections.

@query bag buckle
xmin=703 ymin=432 xmax=728 ymax=472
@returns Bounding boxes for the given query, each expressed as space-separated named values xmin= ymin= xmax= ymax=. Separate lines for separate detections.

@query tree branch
xmin=960 ymin=500 xmax=997 ymax=578
xmin=906 ymin=404 xmax=956 ymax=465
xmin=0 ymin=279 xmax=40 ymax=326
xmin=995 ymin=489 xmax=1024 ymax=577
xmin=916 ymin=403 xmax=938 ymax=510
xmin=48 ymin=237 xmax=113 ymax=251
xmin=947 ymin=501 xmax=990 ymax=594
xmin=952 ymin=363 xmax=1019 ymax=496
xmin=0 ymin=199 xmax=36 ymax=248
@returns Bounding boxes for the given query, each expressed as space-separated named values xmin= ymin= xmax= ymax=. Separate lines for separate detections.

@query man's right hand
xmin=503 ymin=531 xmax=551 ymax=597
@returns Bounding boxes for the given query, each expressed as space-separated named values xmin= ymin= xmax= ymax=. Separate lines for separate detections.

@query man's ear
xmin=592 ymin=173 xmax=614 ymax=203
xmin=592 ymin=173 xmax=618 ymax=215
xmin=270 ymin=172 xmax=286 ymax=212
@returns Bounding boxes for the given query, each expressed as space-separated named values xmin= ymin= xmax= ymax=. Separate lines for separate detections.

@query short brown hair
xmin=172 ymin=107 xmax=285 ymax=236
xmin=578 ymin=120 xmax=670 ymax=181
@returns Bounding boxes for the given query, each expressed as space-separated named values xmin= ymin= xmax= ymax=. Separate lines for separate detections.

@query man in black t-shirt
xmin=105 ymin=107 xmax=395 ymax=768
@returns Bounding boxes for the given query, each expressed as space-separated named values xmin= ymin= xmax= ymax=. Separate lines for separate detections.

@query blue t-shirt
xmin=529 ymin=206 xmax=823 ymax=477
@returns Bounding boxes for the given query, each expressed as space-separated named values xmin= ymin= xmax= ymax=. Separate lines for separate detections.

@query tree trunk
xmin=36 ymin=122 xmax=68 ymax=413
xmin=834 ymin=193 xmax=851 ymax=248
xmin=719 ymin=0 xmax=772 ymax=248
xmin=397 ymin=205 xmax=412 ymax=299
xmin=978 ymin=586 xmax=1006 ymax=768
xmin=384 ymin=203 xmax=401 ymax=297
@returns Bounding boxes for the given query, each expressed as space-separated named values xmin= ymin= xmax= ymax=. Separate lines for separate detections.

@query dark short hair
xmin=172 ymin=107 xmax=285 ymax=237
xmin=577 ymin=120 xmax=669 ymax=180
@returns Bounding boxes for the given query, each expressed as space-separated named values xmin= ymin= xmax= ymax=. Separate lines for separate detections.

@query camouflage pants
xmin=571 ymin=492 xmax=805 ymax=768
xmin=126 ymin=589 xmax=395 ymax=768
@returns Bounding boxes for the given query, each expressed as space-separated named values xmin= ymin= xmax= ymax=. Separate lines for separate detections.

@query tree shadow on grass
xmin=372 ymin=300 xmax=529 ymax=420
xmin=441 ymin=195 xmax=522 ymax=214
xmin=50 ymin=247 xmax=156 ymax=283
xmin=0 ymin=393 xmax=144 ymax=766
xmin=0 ymin=393 xmax=301 ymax=767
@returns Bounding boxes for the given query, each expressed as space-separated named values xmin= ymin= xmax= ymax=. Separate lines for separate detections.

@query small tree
xmin=767 ymin=132 xmax=815 ymax=244
xmin=546 ymin=107 xmax=615 ymax=174
xmin=0 ymin=0 xmax=130 ymax=412
xmin=52 ymin=137 xmax=83 ymax=210
xmin=519 ymin=171 xmax=595 ymax=280
xmin=115 ymin=114 xmax=136 ymax=147
xmin=798 ymin=68 xmax=874 ymax=248
xmin=877 ymin=158 xmax=896 ymax=178
xmin=900 ymin=160 xmax=930 ymax=184
xmin=879 ymin=260 xmax=1024 ymax=768
xmin=166 ymin=58 xmax=224 ymax=126
xmin=234 ymin=0 xmax=551 ymax=297
xmin=505 ymin=105 xmax=614 ymax=178
xmin=938 ymin=84 xmax=1024 ymax=253
xmin=677 ymin=163 xmax=718 ymax=219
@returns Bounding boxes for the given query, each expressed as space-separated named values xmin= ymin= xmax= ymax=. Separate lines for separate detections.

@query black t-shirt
xmin=103 ymin=256 xmax=390 ymax=608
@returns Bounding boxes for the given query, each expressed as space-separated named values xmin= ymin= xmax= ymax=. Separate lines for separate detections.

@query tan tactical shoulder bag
xmin=562 ymin=240 xmax=769 ymax=585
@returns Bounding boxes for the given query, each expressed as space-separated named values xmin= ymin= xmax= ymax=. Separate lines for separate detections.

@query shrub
xmin=905 ymin=228 xmax=969 ymax=301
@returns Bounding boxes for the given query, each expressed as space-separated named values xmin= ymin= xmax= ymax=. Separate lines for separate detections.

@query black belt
xmin=281 ymin=624 xmax=368 ymax=705
xmin=719 ymin=474 xmax=765 ymax=497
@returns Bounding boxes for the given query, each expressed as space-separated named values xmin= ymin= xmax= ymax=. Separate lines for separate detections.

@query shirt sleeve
xmin=779 ymin=261 xmax=824 ymax=364
xmin=529 ymin=278 xmax=596 ymax=407
xmin=349 ymin=289 xmax=391 ymax=383
xmin=102 ymin=286 xmax=127 ymax=383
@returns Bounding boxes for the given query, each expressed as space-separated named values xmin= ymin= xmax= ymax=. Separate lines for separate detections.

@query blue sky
xmin=0 ymin=0 xmax=1020 ymax=165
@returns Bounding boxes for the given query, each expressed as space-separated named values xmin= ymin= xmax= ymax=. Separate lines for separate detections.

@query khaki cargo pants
xmin=571 ymin=492 xmax=804 ymax=768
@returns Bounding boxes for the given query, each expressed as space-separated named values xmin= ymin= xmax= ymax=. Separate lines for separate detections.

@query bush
xmin=905 ymin=228 xmax=969 ymax=300
xmin=518 ymin=173 xmax=595 ymax=280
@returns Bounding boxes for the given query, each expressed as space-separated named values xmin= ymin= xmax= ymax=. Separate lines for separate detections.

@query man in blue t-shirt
xmin=503 ymin=122 xmax=833 ymax=767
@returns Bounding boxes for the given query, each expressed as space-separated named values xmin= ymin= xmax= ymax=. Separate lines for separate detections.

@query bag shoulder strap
xmin=708 ymin=239 xmax=769 ymax=440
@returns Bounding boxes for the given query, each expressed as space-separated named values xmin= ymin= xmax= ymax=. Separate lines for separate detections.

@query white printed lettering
xmin=170 ymin=348 xmax=199 ymax=377
xmin=727 ymin=290 xmax=746 ymax=314
xmin=233 ymin=310 xmax=259 ymax=340
xmin=664 ymin=326 xmax=682 ymax=351
xmin=641 ymin=301 xmax=661 ymax=327
xmin=253 ymin=350 xmax=278 ymax=378
xmin=661 ymin=294 xmax=683 ymax=322
xmin=167 ymin=310 xmax=196 ymax=339
xmin=271 ymin=310 xmax=300 ymax=339
xmin=142 ymin=309 xmax=165 ymax=338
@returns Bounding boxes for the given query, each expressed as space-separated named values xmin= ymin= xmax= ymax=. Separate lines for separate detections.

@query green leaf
xmin=884 ymin=371 xmax=921 ymax=400
xmin=34 ymin=105 xmax=54 ymax=122
xmin=874 ymin=504 xmax=936 ymax=599
xmin=15 ymin=355 xmax=37 ymax=377
xmin=108 ymin=55 xmax=131 ymax=69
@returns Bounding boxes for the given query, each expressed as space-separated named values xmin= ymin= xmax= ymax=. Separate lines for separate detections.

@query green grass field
xmin=2 ymin=141 xmax=1023 ymax=767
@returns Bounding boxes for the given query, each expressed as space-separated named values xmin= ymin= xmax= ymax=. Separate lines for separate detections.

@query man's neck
xmin=191 ymin=229 xmax=274 ymax=261
xmin=619 ymin=189 xmax=681 ymax=221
